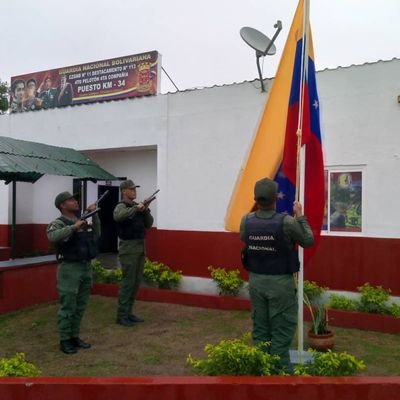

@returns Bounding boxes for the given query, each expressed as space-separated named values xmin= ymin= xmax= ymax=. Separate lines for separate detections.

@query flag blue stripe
xmin=307 ymin=58 xmax=322 ymax=143
xmin=275 ymin=168 xmax=296 ymax=214
xmin=289 ymin=39 xmax=304 ymax=105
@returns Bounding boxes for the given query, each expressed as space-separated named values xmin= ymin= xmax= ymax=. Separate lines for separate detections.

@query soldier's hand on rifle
xmin=74 ymin=219 xmax=87 ymax=230
xmin=86 ymin=203 xmax=96 ymax=212
xmin=136 ymin=202 xmax=146 ymax=212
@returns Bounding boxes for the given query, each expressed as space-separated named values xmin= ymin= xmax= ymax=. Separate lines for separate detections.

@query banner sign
xmin=10 ymin=50 xmax=160 ymax=113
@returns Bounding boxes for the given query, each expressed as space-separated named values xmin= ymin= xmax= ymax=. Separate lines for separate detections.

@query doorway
xmin=97 ymin=185 xmax=119 ymax=253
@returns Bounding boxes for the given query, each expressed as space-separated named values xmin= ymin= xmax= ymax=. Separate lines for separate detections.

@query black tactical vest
xmin=115 ymin=202 xmax=146 ymax=240
xmin=243 ymin=212 xmax=299 ymax=275
xmin=56 ymin=216 xmax=98 ymax=262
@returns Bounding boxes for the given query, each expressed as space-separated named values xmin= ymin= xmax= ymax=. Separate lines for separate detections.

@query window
xmin=323 ymin=168 xmax=364 ymax=234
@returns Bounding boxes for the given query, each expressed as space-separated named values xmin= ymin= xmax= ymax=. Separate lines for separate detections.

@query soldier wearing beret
xmin=114 ymin=180 xmax=154 ymax=327
xmin=240 ymin=177 xmax=314 ymax=373
xmin=47 ymin=192 xmax=100 ymax=354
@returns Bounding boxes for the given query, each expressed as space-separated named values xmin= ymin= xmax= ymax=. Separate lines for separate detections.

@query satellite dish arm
xmin=263 ymin=20 xmax=282 ymax=55
xmin=256 ymin=55 xmax=266 ymax=92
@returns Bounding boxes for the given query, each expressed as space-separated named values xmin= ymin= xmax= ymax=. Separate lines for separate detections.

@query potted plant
xmin=303 ymin=281 xmax=334 ymax=351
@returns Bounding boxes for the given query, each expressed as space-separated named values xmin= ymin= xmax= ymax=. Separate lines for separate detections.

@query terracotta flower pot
xmin=308 ymin=330 xmax=335 ymax=352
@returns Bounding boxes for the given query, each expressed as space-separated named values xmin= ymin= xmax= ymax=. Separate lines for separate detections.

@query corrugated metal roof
xmin=0 ymin=136 xmax=116 ymax=183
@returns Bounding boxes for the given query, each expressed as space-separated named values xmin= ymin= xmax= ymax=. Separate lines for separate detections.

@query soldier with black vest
xmin=240 ymin=177 xmax=314 ymax=373
xmin=114 ymin=180 xmax=154 ymax=327
xmin=47 ymin=192 xmax=100 ymax=354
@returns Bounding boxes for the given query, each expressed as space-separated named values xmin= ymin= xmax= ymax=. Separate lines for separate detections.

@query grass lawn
xmin=0 ymin=295 xmax=399 ymax=376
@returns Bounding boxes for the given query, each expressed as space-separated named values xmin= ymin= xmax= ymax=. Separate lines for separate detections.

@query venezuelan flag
xmin=225 ymin=0 xmax=324 ymax=259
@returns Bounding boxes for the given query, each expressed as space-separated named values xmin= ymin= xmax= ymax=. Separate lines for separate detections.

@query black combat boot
xmin=71 ymin=337 xmax=91 ymax=349
xmin=128 ymin=314 xmax=144 ymax=323
xmin=116 ymin=317 xmax=136 ymax=327
xmin=60 ymin=339 xmax=78 ymax=354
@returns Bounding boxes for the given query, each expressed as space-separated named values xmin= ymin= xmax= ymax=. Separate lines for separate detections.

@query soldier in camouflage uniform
xmin=114 ymin=180 xmax=154 ymax=327
xmin=47 ymin=192 xmax=100 ymax=354
xmin=240 ymin=178 xmax=314 ymax=372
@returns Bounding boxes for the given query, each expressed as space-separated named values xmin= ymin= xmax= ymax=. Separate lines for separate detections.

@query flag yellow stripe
xmin=225 ymin=0 xmax=304 ymax=232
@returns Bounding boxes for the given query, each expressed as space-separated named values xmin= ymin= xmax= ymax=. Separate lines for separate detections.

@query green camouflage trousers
xmin=249 ymin=273 xmax=297 ymax=372
xmin=117 ymin=252 xmax=145 ymax=319
xmin=57 ymin=261 xmax=92 ymax=341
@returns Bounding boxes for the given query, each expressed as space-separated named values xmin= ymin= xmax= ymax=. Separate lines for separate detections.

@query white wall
xmin=317 ymin=60 xmax=400 ymax=237
xmin=164 ymin=82 xmax=266 ymax=231
xmin=85 ymin=148 xmax=158 ymax=225
xmin=0 ymin=60 xmax=399 ymax=237
xmin=14 ymin=175 xmax=73 ymax=224
xmin=0 ymin=183 xmax=9 ymax=224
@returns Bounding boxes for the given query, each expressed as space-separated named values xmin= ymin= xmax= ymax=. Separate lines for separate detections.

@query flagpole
xmin=296 ymin=0 xmax=310 ymax=364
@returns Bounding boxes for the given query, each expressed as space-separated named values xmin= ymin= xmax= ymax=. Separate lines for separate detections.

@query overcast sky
xmin=1 ymin=0 xmax=399 ymax=93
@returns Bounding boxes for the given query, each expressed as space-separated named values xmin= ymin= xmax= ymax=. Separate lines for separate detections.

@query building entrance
xmin=97 ymin=185 xmax=119 ymax=253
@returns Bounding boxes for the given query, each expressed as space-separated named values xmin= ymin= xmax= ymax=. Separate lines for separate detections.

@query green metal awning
xmin=0 ymin=136 xmax=116 ymax=183
xmin=0 ymin=136 xmax=117 ymax=259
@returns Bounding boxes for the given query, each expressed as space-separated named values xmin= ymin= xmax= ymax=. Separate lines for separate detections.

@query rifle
xmin=143 ymin=189 xmax=160 ymax=207
xmin=81 ymin=190 xmax=110 ymax=220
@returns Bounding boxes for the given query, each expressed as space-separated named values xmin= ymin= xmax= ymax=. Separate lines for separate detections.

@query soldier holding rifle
xmin=47 ymin=192 xmax=101 ymax=354
xmin=114 ymin=180 xmax=155 ymax=327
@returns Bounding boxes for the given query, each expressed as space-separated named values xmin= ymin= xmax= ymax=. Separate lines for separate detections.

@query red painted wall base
xmin=0 ymin=261 xmax=58 ymax=314
xmin=0 ymin=376 xmax=399 ymax=400
xmin=146 ymin=229 xmax=400 ymax=295
xmin=0 ymin=224 xmax=50 ymax=258
xmin=327 ymin=308 xmax=400 ymax=335
xmin=1 ymin=257 xmax=399 ymax=334
xmin=2 ymin=223 xmax=400 ymax=295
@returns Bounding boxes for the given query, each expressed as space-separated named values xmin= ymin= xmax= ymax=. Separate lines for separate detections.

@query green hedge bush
xmin=358 ymin=283 xmax=391 ymax=314
xmin=187 ymin=335 xmax=366 ymax=377
xmin=0 ymin=353 xmax=41 ymax=377
xmin=326 ymin=283 xmax=400 ymax=319
xmin=143 ymin=259 xmax=182 ymax=289
xmin=208 ymin=266 xmax=245 ymax=296
xmin=294 ymin=350 xmax=365 ymax=376
xmin=91 ymin=259 xmax=122 ymax=284
xmin=328 ymin=294 xmax=359 ymax=311
xmin=187 ymin=334 xmax=280 ymax=376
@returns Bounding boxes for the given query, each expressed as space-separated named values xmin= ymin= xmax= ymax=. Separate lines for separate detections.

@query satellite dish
xmin=240 ymin=21 xmax=282 ymax=92
xmin=240 ymin=27 xmax=276 ymax=56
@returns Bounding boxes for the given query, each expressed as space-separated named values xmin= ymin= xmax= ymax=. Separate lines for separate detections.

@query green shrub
xmin=294 ymin=350 xmax=365 ymax=376
xmin=158 ymin=269 xmax=183 ymax=289
xmin=143 ymin=259 xmax=163 ymax=283
xmin=144 ymin=259 xmax=182 ymax=289
xmin=304 ymin=280 xmax=327 ymax=302
xmin=91 ymin=259 xmax=122 ymax=284
xmin=187 ymin=334 xmax=280 ymax=376
xmin=328 ymin=294 xmax=359 ymax=311
xmin=357 ymin=283 xmax=391 ymax=314
xmin=389 ymin=303 xmax=400 ymax=318
xmin=0 ymin=353 xmax=41 ymax=377
xmin=208 ymin=266 xmax=245 ymax=296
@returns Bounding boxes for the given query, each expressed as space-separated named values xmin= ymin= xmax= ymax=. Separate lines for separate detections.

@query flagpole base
xmin=290 ymin=349 xmax=314 ymax=365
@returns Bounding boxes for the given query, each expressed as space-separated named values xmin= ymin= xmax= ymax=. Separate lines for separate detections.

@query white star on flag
xmin=277 ymin=191 xmax=286 ymax=200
